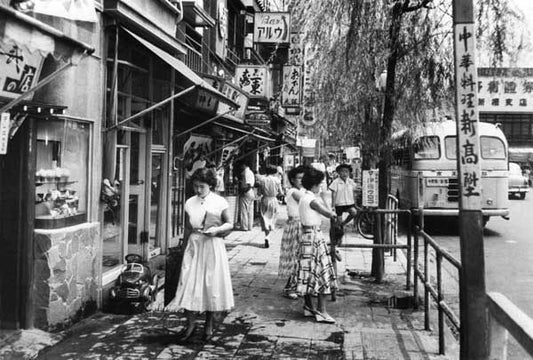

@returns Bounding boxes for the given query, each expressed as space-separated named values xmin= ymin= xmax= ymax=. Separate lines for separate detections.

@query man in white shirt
xmin=328 ymin=164 xmax=358 ymax=227
xmin=238 ymin=163 xmax=255 ymax=231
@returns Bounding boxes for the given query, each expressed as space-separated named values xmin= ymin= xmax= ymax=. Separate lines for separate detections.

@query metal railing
xmin=413 ymin=210 xmax=461 ymax=355
xmin=330 ymin=195 xmax=413 ymax=291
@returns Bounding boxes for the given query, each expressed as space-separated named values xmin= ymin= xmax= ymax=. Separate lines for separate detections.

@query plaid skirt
xmin=278 ymin=218 xmax=301 ymax=278
xmin=295 ymin=229 xmax=338 ymax=295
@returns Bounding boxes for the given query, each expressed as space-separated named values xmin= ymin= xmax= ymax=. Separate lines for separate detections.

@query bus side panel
xmin=481 ymin=174 xmax=509 ymax=211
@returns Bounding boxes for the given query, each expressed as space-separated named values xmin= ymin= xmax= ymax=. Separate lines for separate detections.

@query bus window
xmin=480 ymin=136 xmax=505 ymax=159
xmin=413 ymin=136 xmax=440 ymax=159
xmin=445 ymin=136 xmax=505 ymax=160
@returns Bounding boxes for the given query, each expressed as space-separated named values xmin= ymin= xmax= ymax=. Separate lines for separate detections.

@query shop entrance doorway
xmin=127 ymin=131 xmax=147 ymax=257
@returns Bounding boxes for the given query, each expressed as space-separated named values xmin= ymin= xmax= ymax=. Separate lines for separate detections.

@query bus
xmin=390 ymin=120 xmax=509 ymax=224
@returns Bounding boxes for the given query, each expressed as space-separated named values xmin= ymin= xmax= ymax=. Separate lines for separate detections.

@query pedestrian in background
xmin=165 ymin=168 xmax=234 ymax=342
xmin=278 ymin=165 xmax=306 ymax=299
xmin=329 ymin=164 xmax=358 ymax=231
xmin=296 ymin=167 xmax=338 ymax=324
xmin=257 ymin=165 xmax=284 ymax=248
xmin=237 ymin=163 xmax=255 ymax=231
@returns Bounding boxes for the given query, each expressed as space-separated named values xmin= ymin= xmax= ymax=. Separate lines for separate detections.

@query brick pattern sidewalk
xmin=2 ymin=206 xmax=457 ymax=359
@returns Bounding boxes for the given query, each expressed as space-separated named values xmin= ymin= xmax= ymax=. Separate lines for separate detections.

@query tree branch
xmin=403 ymin=0 xmax=434 ymax=13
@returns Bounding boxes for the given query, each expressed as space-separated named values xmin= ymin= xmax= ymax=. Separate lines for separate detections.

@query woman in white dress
xmin=165 ymin=168 xmax=234 ymax=342
xmin=257 ymin=165 xmax=284 ymax=248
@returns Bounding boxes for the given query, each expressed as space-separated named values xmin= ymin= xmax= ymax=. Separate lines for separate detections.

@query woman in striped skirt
xmin=278 ymin=166 xmax=307 ymax=299
xmin=296 ymin=167 xmax=338 ymax=323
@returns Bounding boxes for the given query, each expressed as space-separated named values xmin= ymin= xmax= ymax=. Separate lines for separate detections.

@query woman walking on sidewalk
xmin=296 ymin=167 xmax=338 ymax=323
xmin=165 ymin=168 xmax=234 ymax=342
xmin=257 ymin=165 xmax=284 ymax=248
xmin=278 ymin=165 xmax=306 ymax=299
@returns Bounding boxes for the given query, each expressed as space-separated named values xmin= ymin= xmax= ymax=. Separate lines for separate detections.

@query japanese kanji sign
xmin=235 ymin=65 xmax=268 ymax=97
xmin=288 ymin=33 xmax=303 ymax=65
xmin=454 ymin=23 xmax=481 ymax=209
xmin=0 ymin=113 xmax=10 ymax=155
xmin=477 ymin=67 xmax=533 ymax=112
xmin=216 ymin=1 xmax=228 ymax=59
xmin=253 ymin=12 xmax=290 ymax=44
xmin=0 ymin=41 xmax=44 ymax=100
xmin=282 ymin=65 xmax=302 ymax=107
xmin=194 ymin=88 xmax=218 ymax=113
xmin=300 ymin=43 xmax=316 ymax=126
xmin=362 ymin=170 xmax=379 ymax=207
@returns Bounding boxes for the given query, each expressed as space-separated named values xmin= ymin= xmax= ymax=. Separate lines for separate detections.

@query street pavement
xmin=0 ymin=207 xmax=458 ymax=359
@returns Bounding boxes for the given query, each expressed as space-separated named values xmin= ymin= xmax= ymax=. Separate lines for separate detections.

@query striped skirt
xmin=296 ymin=229 xmax=338 ymax=295
xmin=278 ymin=218 xmax=301 ymax=279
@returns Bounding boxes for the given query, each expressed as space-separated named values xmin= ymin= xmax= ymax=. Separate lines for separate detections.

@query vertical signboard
xmin=216 ymin=1 xmax=228 ymax=59
xmin=282 ymin=65 xmax=302 ymax=107
xmin=236 ymin=65 xmax=268 ymax=97
xmin=362 ymin=169 xmax=379 ymax=207
xmin=253 ymin=12 xmax=291 ymax=44
xmin=288 ymin=33 xmax=303 ymax=65
xmin=300 ymin=43 xmax=316 ymax=126
xmin=0 ymin=113 xmax=10 ymax=154
xmin=454 ymin=23 xmax=481 ymax=210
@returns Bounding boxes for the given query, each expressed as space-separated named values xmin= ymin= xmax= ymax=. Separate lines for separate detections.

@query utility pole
xmin=452 ymin=0 xmax=488 ymax=359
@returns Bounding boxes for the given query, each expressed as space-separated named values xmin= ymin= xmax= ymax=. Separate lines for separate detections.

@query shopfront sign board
xmin=0 ymin=42 xmax=44 ymax=100
xmin=236 ymin=65 xmax=269 ymax=97
xmin=282 ymin=65 xmax=302 ymax=107
xmin=253 ymin=12 xmax=290 ymax=44
xmin=477 ymin=67 xmax=533 ymax=112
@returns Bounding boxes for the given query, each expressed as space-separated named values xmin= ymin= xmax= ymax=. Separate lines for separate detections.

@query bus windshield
xmin=413 ymin=136 xmax=440 ymax=159
xmin=444 ymin=136 xmax=506 ymax=159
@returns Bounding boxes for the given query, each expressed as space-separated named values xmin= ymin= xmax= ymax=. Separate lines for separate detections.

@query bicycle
xmin=354 ymin=205 xmax=375 ymax=239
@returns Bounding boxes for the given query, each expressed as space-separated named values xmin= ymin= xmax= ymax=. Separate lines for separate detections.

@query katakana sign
xmin=235 ymin=65 xmax=268 ymax=97
xmin=477 ymin=67 xmax=533 ymax=112
xmin=0 ymin=42 xmax=43 ymax=100
xmin=253 ymin=12 xmax=290 ymax=44
xmin=454 ymin=23 xmax=481 ymax=209
xmin=282 ymin=65 xmax=302 ymax=107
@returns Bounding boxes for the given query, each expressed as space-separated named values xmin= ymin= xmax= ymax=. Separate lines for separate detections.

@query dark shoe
xmin=176 ymin=326 xmax=195 ymax=342
xmin=264 ymin=240 xmax=270 ymax=248
xmin=303 ymin=305 xmax=316 ymax=317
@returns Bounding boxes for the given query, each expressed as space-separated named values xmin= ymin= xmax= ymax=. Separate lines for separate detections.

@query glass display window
xmin=35 ymin=119 xmax=89 ymax=228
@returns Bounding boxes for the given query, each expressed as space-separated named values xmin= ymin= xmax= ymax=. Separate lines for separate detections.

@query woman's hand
xmin=202 ymin=226 xmax=220 ymax=237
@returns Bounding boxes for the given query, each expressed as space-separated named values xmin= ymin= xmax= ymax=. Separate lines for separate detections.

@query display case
xmin=34 ymin=119 xmax=89 ymax=229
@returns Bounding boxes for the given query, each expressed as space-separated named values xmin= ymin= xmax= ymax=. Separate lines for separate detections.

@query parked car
xmin=508 ymin=162 xmax=530 ymax=200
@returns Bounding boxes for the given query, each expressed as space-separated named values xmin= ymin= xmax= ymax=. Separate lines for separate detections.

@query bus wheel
xmin=519 ymin=192 xmax=526 ymax=200
xmin=482 ymin=216 xmax=489 ymax=227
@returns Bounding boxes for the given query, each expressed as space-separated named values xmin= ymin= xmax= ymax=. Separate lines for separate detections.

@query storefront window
xmin=35 ymin=119 xmax=89 ymax=228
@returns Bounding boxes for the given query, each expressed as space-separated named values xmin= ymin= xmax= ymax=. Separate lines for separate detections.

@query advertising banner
xmin=477 ymin=67 xmax=533 ymax=112
xmin=236 ymin=65 xmax=268 ymax=97
xmin=282 ymin=65 xmax=302 ymax=107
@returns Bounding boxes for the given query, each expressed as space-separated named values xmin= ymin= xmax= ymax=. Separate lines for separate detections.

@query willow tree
xmin=291 ymin=0 xmax=523 ymax=281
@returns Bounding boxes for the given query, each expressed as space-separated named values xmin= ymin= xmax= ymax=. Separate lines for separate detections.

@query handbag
xmin=164 ymin=236 xmax=188 ymax=306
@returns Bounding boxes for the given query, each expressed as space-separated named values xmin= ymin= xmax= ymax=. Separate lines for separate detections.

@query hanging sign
xmin=300 ymin=43 xmax=316 ymax=126
xmin=362 ymin=169 xmax=379 ymax=207
xmin=253 ymin=12 xmax=291 ymax=44
xmin=288 ymin=33 xmax=303 ymax=65
xmin=0 ymin=113 xmax=10 ymax=154
xmin=282 ymin=65 xmax=302 ymax=107
xmin=194 ymin=88 xmax=219 ymax=113
xmin=236 ymin=65 xmax=268 ymax=97
xmin=0 ymin=42 xmax=44 ymax=100
xmin=216 ymin=1 xmax=228 ymax=59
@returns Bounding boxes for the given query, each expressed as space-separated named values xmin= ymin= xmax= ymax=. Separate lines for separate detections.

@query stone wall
xmin=33 ymin=222 xmax=101 ymax=331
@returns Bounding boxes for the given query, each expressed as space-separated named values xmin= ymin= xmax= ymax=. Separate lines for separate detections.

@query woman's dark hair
xmin=302 ymin=167 xmax=325 ymax=190
xmin=288 ymin=165 xmax=307 ymax=187
xmin=265 ymin=165 xmax=278 ymax=175
xmin=190 ymin=167 xmax=217 ymax=188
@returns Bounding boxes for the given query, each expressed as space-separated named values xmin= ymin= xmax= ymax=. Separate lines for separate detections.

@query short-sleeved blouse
xmin=298 ymin=190 xmax=324 ymax=226
xmin=285 ymin=188 xmax=301 ymax=218
xmin=184 ymin=192 xmax=229 ymax=229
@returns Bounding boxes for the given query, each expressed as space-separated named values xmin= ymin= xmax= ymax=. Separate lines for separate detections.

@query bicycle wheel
xmin=357 ymin=212 xmax=375 ymax=239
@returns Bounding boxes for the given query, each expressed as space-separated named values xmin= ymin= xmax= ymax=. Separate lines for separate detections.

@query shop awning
xmin=0 ymin=5 xmax=94 ymax=62
xmin=214 ymin=121 xmax=276 ymax=143
xmin=124 ymin=29 xmax=238 ymax=109
xmin=0 ymin=5 xmax=94 ymax=125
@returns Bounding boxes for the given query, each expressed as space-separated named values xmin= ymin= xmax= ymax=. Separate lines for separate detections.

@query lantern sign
xmin=253 ymin=12 xmax=291 ymax=44
xmin=216 ymin=1 xmax=228 ymax=59
xmin=454 ymin=23 xmax=481 ymax=209
xmin=0 ymin=42 xmax=44 ymax=100
xmin=282 ymin=65 xmax=302 ymax=107
xmin=236 ymin=65 xmax=268 ymax=97
xmin=477 ymin=68 xmax=533 ymax=112
xmin=288 ymin=33 xmax=303 ymax=65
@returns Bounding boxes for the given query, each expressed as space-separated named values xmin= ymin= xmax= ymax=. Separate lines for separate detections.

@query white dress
xmin=165 ymin=192 xmax=234 ymax=312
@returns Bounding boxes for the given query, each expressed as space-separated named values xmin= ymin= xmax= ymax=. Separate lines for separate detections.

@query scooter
xmin=109 ymin=254 xmax=159 ymax=312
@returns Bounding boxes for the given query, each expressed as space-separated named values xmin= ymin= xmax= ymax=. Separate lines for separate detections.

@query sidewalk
xmin=0 ymin=207 xmax=457 ymax=359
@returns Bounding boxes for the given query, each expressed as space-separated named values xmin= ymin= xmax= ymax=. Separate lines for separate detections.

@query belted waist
xmin=302 ymin=225 xmax=321 ymax=233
